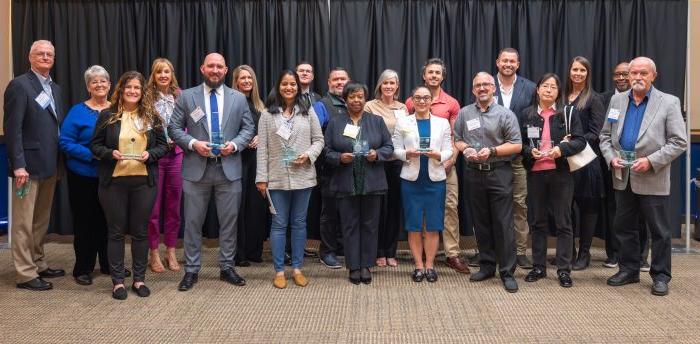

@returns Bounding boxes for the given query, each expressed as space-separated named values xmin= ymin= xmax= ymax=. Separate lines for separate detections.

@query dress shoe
xmin=524 ymin=266 xmax=547 ymax=282
xmin=502 ymin=277 xmax=519 ymax=293
xmin=303 ymin=249 xmax=317 ymax=258
xmin=445 ymin=256 xmax=470 ymax=274
xmin=320 ymin=254 xmax=342 ymax=269
xmin=360 ymin=268 xmax=372 ymax=284
xmin=131 ymin=284 xmax=151 ymax=297
xmin=74 ymin=274 xmax=93 ymax=286
xmin=220 ymin=268 xmax=246 ymax=286
xmin=640 ymin=261 xmax=651 ymax=272
xmin=558 ymin=271 xmax=573 ymax=288
xmin=411 ymin=269 xmax=425 ymax=282
xmin=112 ymin=286 xmax=127 ymax=300
xmin=273 ymin=274 xmax=287 ymax=289
xmin=349 ymin=269 xmax=361 ymax=285
xmin=386 ymin=258 xmax=398 ymax=267
xmin=16 ymin=277 xmax=53 ymax=291
xmin=467 ymin=253 xmax=480 ymax=267
xmin=607 ymin=271 xmax=640 ymax=286
xmin=516 ymin=255 xmax=533 ymax=269
xmin=178 ymin=272 xmax=198 ymax=291
xmin=38 ymin=268 xmax=65 ymax=278
xmin=469 ymin=270 xmax=495 ymax=282
xmin=292 ymin=272 xmax=309 ymax=287
xmin=572 ymin=251 xmax=591 ymax=271
xmin=235 ymin=260 xmax=251 ymax=267
xmin=425 ymin=268 xmax=438 ymax=283
xmin=603 ymin=258 xmax=619 ymax=268
xmin=651 ymin=280 xmax=669 ymax=296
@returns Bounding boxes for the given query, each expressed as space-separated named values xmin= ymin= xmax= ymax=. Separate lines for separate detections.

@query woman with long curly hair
xmin=90 ymin=71 xmax=168 ymax=300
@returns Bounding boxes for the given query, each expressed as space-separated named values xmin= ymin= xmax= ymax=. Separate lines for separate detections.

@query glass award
xmin=353 ymin=139 xmax=370 ymax=156
xmin=207 ymin=131 xmax=225 ymax=149
xmin=282 ymin=146 xmax=298 ymax=167
xmin=16 ymin=180 xmax=32 ymax=199
xmin=417 ymin=136 xmax=431 ymax=153
xmin=537 ymin=139 xmax=554 ymax=156
xmin=619 ymin=150 xmax=636 ymax=167
xmin=122 ymin=137 xmax=143 ymax=160
xmin=464 ymin=139 xmax=481 ymax=159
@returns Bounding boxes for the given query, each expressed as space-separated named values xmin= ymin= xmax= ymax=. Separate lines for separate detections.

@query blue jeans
xmin=269 ymin=188 xmax=312 ymax=272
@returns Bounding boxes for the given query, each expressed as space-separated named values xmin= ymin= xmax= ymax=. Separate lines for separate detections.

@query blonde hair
xmin=231 ymin=65 xmax=265 ymax=113
xmin=146 ymin=58 xmax=180 ymax=98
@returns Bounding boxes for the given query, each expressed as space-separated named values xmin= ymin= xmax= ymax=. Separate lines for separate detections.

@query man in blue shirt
xmin=599 ymin=57 xmax=687 ymax=296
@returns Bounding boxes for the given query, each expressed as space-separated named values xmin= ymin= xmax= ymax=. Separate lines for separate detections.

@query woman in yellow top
xmin=364 ymin=69 xmax=407 ymax=268
xmin=91 ymin=71 xmax=168 ymax=300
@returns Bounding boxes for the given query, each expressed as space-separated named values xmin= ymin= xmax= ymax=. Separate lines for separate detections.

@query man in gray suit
xmin=599 ymin=56 xmax=687 ymax=296
xmin=168 ymin=53 xmax=255 ymax=291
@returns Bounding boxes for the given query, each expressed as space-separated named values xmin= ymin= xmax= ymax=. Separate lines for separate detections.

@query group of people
xmin=4 ymin=40 xmax=686 ymax=300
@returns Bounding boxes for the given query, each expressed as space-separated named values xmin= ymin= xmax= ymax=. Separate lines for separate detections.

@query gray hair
xmin=472 ymin=71 xmax=495 ymax=85
xmin=373 ymin=69 xmax=400 ymax=100
xmin=84 ymin=65 xmax=110 ymax=87
xmin=630 ymin=56 xmax=657 ymax=74
xmin=29 ymin=40 xmax=54 ymax=55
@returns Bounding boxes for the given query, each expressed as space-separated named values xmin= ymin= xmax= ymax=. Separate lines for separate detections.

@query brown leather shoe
xmin=292 ymin=272 xmax=309 ymax=287
xmin=445 ymin=256 xmax=471 ymax=274
xmin=149 ymin=249 xmax=165 ymax=273
xmin=273 ymin=275 xmax=287 ymax=289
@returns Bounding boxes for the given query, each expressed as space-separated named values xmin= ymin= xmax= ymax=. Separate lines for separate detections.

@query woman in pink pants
xmin=145 ymin=58 xmax=183 ymax=272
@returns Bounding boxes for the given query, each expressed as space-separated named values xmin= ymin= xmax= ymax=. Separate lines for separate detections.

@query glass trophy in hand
xmin=537 ymin=139 xmax=554 ymax=156
xmin=208 ymin=131 xmax=224 ymax=156
xmin=417 ymin=136 xmax=431 ymax=153
xmin=353 ymin=139 xmax=369 ymax=157
xmin=282 ymin=145 xmax=298 ymax=167
xmin=464 ymin=139 xmax=481 ymax=159
xmin=122 ymin=137 xmax=143 ymax=160
xmin=619 ymin=150 xmax=636 ymax=167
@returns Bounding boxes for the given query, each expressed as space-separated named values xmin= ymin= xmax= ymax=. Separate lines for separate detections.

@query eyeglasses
xmin=613 ymin=72 xmax=629 ymax=78
xmin=629 ymin=71 xmax=651 ymax=78
xmin=539 ymin=84 xmax=558 ymax=90
xmin=412 ymin=95 xmax=432 ymax=103
xmin=473 ymin=83 xmax=494 ymax=89
xmin=33 ymin=52 xmax=55 ymax=58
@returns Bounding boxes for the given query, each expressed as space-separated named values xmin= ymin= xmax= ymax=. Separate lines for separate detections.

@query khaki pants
xmin=11 ymin=175 xmax=57 ymax=283
xmin=442 ymin=168 xmax=461 ymax=257
xmin=512 ymin=157 xmax=529 ymax=255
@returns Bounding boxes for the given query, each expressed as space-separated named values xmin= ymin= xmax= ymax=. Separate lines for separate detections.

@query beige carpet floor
xmin=1 ymin=238 xmax=699 ymax=343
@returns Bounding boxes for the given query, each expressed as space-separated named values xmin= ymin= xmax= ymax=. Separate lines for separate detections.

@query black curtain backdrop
xmin=11 ymin=0 xmax=687 ymax=237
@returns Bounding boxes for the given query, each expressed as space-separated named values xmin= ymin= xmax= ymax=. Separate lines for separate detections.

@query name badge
xmin=607 ymin=108 xmax=620 ymax=122
xmin=190 ymin=107 xmax=205 ymax=122
xmin=393 ymin=109 xmax=407 ymax=118
xmin=527 ymin=126 xmax=539 ymax=139
xmin=35 ymin=91 xmax=51 ymax=109
xmin=466 ymin=118 xmax=481 ymax=131
xmin=276 ymin=125 xmax=292 ymax=140
xmin=343 ymin=124 xmax=360 ymax=139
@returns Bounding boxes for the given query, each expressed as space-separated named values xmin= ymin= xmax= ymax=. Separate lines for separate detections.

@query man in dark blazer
xmin=599 ymin=57 xmax=687 ymax=296
xmin=3 ymin=40 xmax=65 ymax=291
xmin=296 ymin=62 xmax=322 ymax=108
xmin=169 ymin=52 xmax=255 ymax=292
xmin=493 ymin=48 xmax=537 ymax=270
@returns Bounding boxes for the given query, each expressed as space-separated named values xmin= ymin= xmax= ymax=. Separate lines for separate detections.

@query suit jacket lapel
xmin=636 ymin=88 xmax=661 ymax=142
xmin=193 ymin=84 xmax=208 ymax=135
xmin=510 ymin=78 xmax=522 ymax=111
xmin=615 ymin=92 xmax=630 ymax=140
xmin=221 ymin=87 xmax=233 ymax=131
xmin=26 ymin=71 xmax=58 ymax=121
xmin=494 ymin=79 xmax=504 ymax=106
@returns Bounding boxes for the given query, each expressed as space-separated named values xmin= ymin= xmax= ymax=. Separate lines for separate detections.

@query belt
xmin=207 ymin=156 xmax=222 ymax=163
xmin=466 ymin=161 xmax=508 ymax=171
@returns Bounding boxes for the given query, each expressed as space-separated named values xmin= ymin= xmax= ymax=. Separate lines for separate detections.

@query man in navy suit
xmin=4 ymin=40 xmax=66 ymax=291
xmin=493 ymin=48 xmax=536 ymax=269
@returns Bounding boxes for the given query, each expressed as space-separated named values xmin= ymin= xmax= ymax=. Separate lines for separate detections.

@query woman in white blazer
xmin=392 ymin=86 xmax=452 ymax=283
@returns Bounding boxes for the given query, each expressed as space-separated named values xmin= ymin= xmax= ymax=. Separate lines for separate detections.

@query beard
xmin=631 ymin=81 xmax=647 ymax=92
xmin=204 ymin=77 xmax=224 ymax=89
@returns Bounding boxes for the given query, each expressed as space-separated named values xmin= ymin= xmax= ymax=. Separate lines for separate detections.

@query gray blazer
xmin=168 ymin=84 xmax=255 ymax=182
xmin=599 ymin=88 xmax=687 ymax=195
xmin=255 ymin=106 xmax=324 ymax=190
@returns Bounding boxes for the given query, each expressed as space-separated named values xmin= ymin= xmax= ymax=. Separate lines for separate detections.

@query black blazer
xmin=3 ymin=71 xmax=65 ymax=179
xmin=494 ymin=75 xmax=537 ymax=125
xmin=90 ymin=109 xmax=168 ymax=186
xmin=520 ymin=105 xmax=587 ymax=172
xmin=323 ymin=111 xmax=393 ymax=195
xmin=566 ymin=91 xmax=605 ymax=151
xmin=602 ymin=89 xmax=615 ymax=110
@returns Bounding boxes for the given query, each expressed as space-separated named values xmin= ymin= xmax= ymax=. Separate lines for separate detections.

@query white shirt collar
xmin=536 ymin=103 xmax=557 ymax=114
xmin=497 ymin=73 xmax=517 ymax=93
xmin=203 ymin=83 xmax=223 ymax=95
xmin=31 ymin=68 xmax=52 ymax=85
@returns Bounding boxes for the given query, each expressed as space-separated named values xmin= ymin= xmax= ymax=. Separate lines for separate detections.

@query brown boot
xmin=165 ymin=247 xmax=181 ymax=272
xmin=149 ymin=249 xmax=165 ymax=273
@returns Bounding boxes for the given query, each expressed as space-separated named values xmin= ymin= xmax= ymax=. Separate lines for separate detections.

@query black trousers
xmin=377 ymin=161 xmax=402 ymax=258
xmin=465 ymin=164 xmax=516 ymax=278
xmin=614 ymin=182 xmax=672 ymax=282
xmin=67 ymin=170 xmax=109 ymax=276
xmin=337 ymin=194 xmax=381 ymax=270
xmin=237 ymin=149 xmax=268 ymax=262
xmin=99 ymin=176 xmax=157 ymax=285
xmin=528 ymin=169 xmax=574 ymax=272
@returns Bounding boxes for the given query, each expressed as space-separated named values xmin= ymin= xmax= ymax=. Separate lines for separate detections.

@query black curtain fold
xmin=12 ymin=0 xmax=687 ymax=237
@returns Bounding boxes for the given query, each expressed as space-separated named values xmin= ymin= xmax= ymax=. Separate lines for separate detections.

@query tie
xmin=209 ymin=89 xmax=221 ymax=155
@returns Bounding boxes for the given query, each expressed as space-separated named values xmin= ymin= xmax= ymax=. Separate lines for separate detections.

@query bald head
xmin=472 ymin=72 xmax=496 ymax=108
xmin=200 ymin=53 xmax=228 ymax=89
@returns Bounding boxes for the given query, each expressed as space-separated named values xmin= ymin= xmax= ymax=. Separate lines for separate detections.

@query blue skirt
xmin=400 ymin=174 xmax=446 ymax=232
